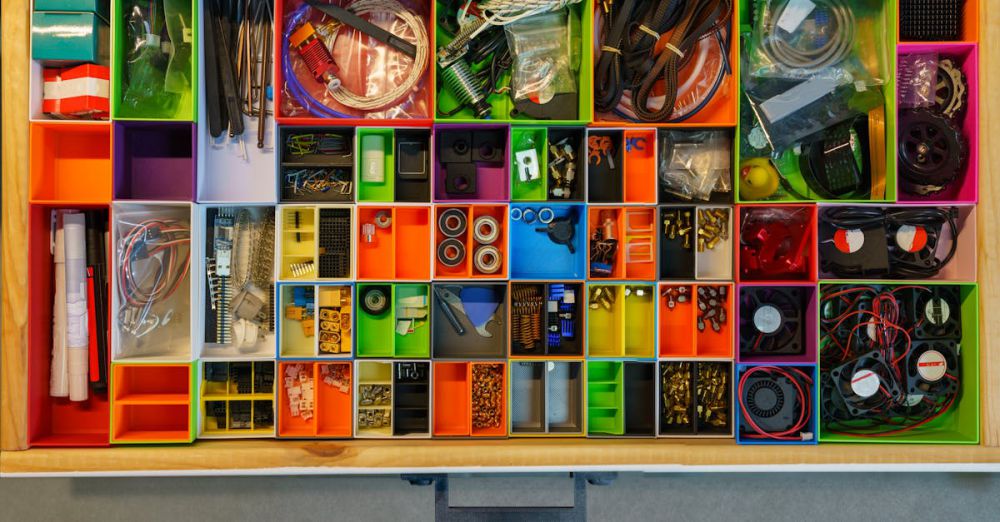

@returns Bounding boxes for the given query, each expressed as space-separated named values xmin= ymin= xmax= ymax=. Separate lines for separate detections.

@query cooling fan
xmin=905 ymin=341 xmax=960 ymax=397
xmin=887 ymin=219 xmax=945 ymax=273
xmin=738 ymin=366 xmax=813 ymax=440
xmin=910 ymin=286 xmax=962 ymax=340
xmin=829 ymin=351 xmax=902 ymax=417
xmin=739 ymin=287 xmax=806 ymax=356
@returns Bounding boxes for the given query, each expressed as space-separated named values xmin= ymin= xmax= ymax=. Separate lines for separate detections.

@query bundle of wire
xmin=117 ymin=219 xmax=191 ymax=311
xmin=737 ymin=365 xmax=813 ymax=441
xmin=758 ymin=0 xmax=854 ymax=73
xmin=282 ymin=0 xmax=429 ymax=117
xmin=594 ymin=0 xmax=732 ymax=123
xmin=820 ymin=206 xmax=959 ymax=279
xmin=819 ymin=285 xmax=959 ymax=437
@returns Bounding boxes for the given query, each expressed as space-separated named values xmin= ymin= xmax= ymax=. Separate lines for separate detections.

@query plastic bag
xmin=898 ymin=53 xmax=938 ymax=109
xmin=747 ymin=0 xmax=888 ymax=87
xmin=113 ymin=206 xmax=191 ymax=359
xmin=659 ymin=130 xmax=732 ymax=201
xmin=505 ymin=11 xmax=576 ymax=104
xmin=121 ymin=0 xmax=180 ymax=117
xmin=281 ymin=0 xmax=430 ymax=119
xmin=163 ymin=0 xmax=193 ymax=94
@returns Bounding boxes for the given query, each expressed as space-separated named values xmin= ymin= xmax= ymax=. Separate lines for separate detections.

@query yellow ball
xmin=739 ymin=158 xmax=779 ymax=200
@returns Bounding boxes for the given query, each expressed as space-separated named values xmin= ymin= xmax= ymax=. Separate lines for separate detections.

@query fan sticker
xmin=753 ymin=304 xmax=782 ymax=334
xmin=895 ymin=225 xmax=928 ymax=253
xmin=925 ymin=297 xmax=951 ymax=326
xmin=833 ymin=228 xmax=865 ymax=254
xmin=916 ymin=350 xmax=948 ymax=382
xmin=850 ymin=369 xmax=880 ymax=399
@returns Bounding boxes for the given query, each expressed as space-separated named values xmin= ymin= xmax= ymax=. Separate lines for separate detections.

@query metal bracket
xmin=401 ymin=473 xmax=617 ymax=521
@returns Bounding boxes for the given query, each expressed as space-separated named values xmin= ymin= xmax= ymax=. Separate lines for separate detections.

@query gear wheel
xmin=934 ymin=59 xmax=967 ymax=120
xmin=898 ymin=109 xmax=966 ymax=196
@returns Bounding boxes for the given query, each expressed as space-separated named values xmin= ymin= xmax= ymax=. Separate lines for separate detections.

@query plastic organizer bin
xmin=658 ymin=283 xmax=734 ymax=359
xmin=278 ymin=126 xmax=355 ymax=203
xmin=734 ymin=0 xmax=898 ymax=204
xmin=277 ymin=283 xmax=353 ymax=358
xmin=199 ymin=360 xmax=276 ymax=438
xmin=431 ymin=282 xmax=508 ymax=359
xmin=273 ymin=0 xmax=434 ymax=126
xmin=586 ymin=360 xmax=656 ymax=437
xmin=355 ymin=128 xmax=432 ymax=202
xmin=194 ymin=205 xmax=277 ymax=359
xmin=898 ymin=0 xmax=979 ymax=43
xmin=587 ymin=206 xmax=657 ymax=280
xmin=510 ymin=126 xmax=587 ymax=202
xmin=432 ymin=361 xmax=507 ymax=437
xmin=737 ymin=284 xmax=817 ymax=365
xmin=585 ymin=129 xmax=657 ymax=203
xmin=277 ymin=361 xmax=353 ymax=438
xmin=434 ymin=0 xmax=592 ymax=123
xmin=816 ymin=204 xmax=977 ymax=282
xmin=896 ymin=43 xmax=978 ymax=204
xmin=353 ymin=360 xmax=431 ymax=438
xmin=592 ymin=4 xmax=738 ymax=127
xmin=433 ymin=205 xmax=509 ymax=279
xmin=657 ymin=128 xmax=736 ymax=205
xmin=509 ymin=282 xmax=585 ymax=357
xmin=29 ymin=11 xmax=110 ymax=121
xmin=735 ymin=363 xmax=818 ymax=445
xmin=658 ymin=361 xmax=734 ymax=437
xmin=277 ymin=204 xmax=355 ymax=281
xmin=508 ymin=203 xmax=587 ymax=279
xmin=27 ymin=203 xmax=111 ymax=447
xmin=111 ymin=363 xmax=194 ymax=443
xmin=196 ymin=107 xmax=276 ymax=204
xmin=659 ymin=205 xmax=734 ymax=280
xmin=113 ymin=122 xmax=196 ymax=201
xmin=29 ymin=122 xmax=112 ymax=204
xmin=817 ymin=282 xmax=980 ymax=444
xmin=111 ymin=0 xmax=197 ymax=121
xmin=509 ymin=360 xmax=584 ymax=436
xmin=357 ymin=205 xmax=432 ymax=280
xmin=356 ymin=283 xmax=431 ymax=358
xmin=587 ymin=283 xmax=656 ymax=359
xmin=111 ymin=202 xmax=194 ymax=362
xmin=736 ymin=204 xmax=818 ymax=283
xmin=434 ymin=125 xmax=510 ymax=201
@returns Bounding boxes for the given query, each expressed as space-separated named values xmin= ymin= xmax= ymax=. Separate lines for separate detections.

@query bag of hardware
xmin=897 ymin=52 xmax=938 ymax=109
xmin=746 ymin=0 xmax=889 ymax=86
xmin=121 ymin=0 xmax=181 ymax=117
xmin=113 ymin=206 xmax=191 ymax=359
xmin=504 ymin=11 xmax=577 ymax=105
xmin=281 ymin=0 xmax=430 ymax=119
xmin=658 ymin=130 xmax=732 ymax=201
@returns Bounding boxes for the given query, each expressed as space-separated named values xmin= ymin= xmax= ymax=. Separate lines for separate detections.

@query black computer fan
xmin=905 ymin=341 xmax=960 ymax=397
xmin=911 ymin=286 xmax=962 ymax=340
xmin=830 ymin=351 xmax=902 ymax=417
xmin=739 ymin=287 xmax=805 ymax=355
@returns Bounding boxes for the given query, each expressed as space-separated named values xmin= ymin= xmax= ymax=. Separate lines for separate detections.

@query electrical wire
xmin=759 ymin=0 xmax=854 ymax=72
xmin=117 ymin=219 xmax=191 ymax=309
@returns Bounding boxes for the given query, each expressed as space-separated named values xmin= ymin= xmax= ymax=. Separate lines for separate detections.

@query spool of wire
xmin=759 ymin=0 xmax=854 ymax=73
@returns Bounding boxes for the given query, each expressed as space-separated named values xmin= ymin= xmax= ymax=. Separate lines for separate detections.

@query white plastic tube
xmin=49 ymin=212 xmax=68 ymax=398
xmin=63 ymin=213 xmax=89 ymax=402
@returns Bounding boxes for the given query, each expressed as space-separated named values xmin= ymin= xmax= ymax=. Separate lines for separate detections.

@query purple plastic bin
xmin=114 ymin=122 xmax=196 ymax=201
xmin=433 ymin=124 xmax=510 ymax=202
xmin=736 ymin=283 xmax=818 ymax=365
xmin=897 ymin=43 xmax=978 ymax=204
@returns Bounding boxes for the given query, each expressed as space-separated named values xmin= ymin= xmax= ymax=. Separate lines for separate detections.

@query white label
xmin=925 ymin=297 xmax=951 ymax=325
xmin=753 ymin=304 xmax=782 ymax=335
xmin=917 ymin=349 xmax=948 ymax=382
xmin=776 ymin=0 xmax=816 ymax=34
xmin=850 ymin=369 xmax=880 ymax=398
xmin=44 ymin=77 xmax=109 ymax=100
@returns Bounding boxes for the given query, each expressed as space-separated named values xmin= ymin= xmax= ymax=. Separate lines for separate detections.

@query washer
xmin=374 ymin=210 xmax=392 ymax=228
xmin=538 ymin=207 xmax=555 ymax=224
xmin=474 ymin=245 xmax=502 ymax=274
xmin=522 ymin=208 xmax=537 ymax=224
xmin=437 ymin=238 xmax=466 ymax=267
xmin=438 ymin=208 xmax=467 ymax=237
xmin=510 ymin=207 xmax=523 ymax=221
xmin=473 ymin=215 xmax=501 ymax=244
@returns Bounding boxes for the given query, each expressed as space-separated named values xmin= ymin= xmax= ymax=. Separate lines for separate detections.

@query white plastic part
xmin=63 ymin=213 xmax=90 ymax=402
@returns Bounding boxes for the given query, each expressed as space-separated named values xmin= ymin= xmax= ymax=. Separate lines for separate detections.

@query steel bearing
xmin=438 ymin=208 xmax=468 ymax=237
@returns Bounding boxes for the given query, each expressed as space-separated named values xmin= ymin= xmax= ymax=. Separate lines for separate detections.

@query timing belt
xmin=594 ymin=0 xmax=640 ymax=112
xmin=630 ymin=0 xmax=731 ymax=123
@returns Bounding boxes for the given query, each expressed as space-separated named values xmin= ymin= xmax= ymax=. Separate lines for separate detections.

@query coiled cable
xmin=759 ymin=0 xmax=854 ymax=72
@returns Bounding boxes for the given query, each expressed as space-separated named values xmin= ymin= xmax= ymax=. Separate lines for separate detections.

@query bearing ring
xmin=438 ymin=208 xmax=467 ymax=238
xmin=360 ymin=286 xmax=390 ymax=316
xmin=538 ymin=207 xmax=555 ymax=224
xmin=473 ymin=215 xmax=500 ymax=244
xmin=510 ymin=207 xmax=523 ymax=221
xmin=437 ymin=238 xmax=466 ymax=267
xmin=474 ymin=245 xmax=502 ymax=274
xmin=522 ymin=208 xmax=537 ymax=224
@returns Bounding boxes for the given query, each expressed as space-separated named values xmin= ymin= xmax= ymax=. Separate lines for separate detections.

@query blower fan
xmin=910 ymin=286 xmax=962 ymax=340
xmin=739 ymin=287 xmax=806 ymax=356
xmin=905 ymin=341 xmax=960 ymax=397
xmin=738 ymin=366 xmax=813 ymax=441
xmin=829 ymin=351 xmax=902 ymax=417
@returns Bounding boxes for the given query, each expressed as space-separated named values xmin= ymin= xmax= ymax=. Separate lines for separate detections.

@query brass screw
xmin=696 ymin=208 xmax=730 ymax=253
